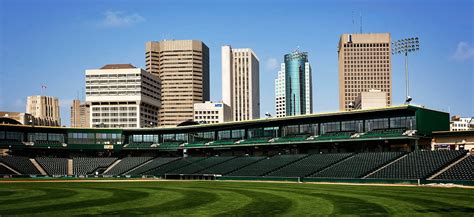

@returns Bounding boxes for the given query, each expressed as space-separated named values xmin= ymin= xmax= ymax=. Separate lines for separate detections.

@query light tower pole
xmin=392 ymin=37 xmax=420 ymax=104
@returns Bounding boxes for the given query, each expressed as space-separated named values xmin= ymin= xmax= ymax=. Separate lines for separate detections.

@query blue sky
xmin=0 ymin=0 xmax=473 ymax=126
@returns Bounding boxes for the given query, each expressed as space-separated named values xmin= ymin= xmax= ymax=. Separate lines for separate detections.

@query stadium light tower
xmin=392 ymin=37 xmax=420 ymax=104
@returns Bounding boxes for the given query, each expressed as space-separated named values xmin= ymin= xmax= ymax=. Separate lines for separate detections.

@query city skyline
xmin=0 ymin=0 xmax=473 ymax=127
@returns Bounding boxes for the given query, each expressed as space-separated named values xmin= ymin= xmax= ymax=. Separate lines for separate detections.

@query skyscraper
xmin=275 ymin=63 xmax=286 ymax=117
xmin=70 ymin=99 xmax=90 ymax=128
xmin=221 ymin=45 xmax=260 ymax=121
xmin=146 ymin=40 xmax=210 ymax=126
xmin=85 ymin=64 xmax=160 ymax=128
xmin=338 ymin=33 xmax=392 ymax=111
xmin=275 ymin=50 xmax=312 ymax=117
xmin=26 ymin=95 xmax=61 ymax=126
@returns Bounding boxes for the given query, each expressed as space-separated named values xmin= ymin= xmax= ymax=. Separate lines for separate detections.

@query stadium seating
xmin=209 ymin=140 xmax=237 ymax=146
xmin=73 ymin=157 xmax=117 ymax=175
xmin=0 ymin=164 xmax=15 ymax=175
xmin=33 ymin=140 xmax=65 ymax=148
xmin=36 ymin=157 xmax=68 ymax=176
xmin=228 ymin=154 xmax=307 ymax=176
xmin=170 ymin=156 xmax=236 ymax=174
xmin=123 ymin=142 xmax=154 ymax=150
xmin=0 ymin=139 xmax=24 ymax=148
xmin=272 ymin=135 xmax=309 ymax=143
xmin=434 ymin=155 xmax=473 ymax=181
xmin=198 ymin=156 xmax=266 ymax=175
xmin=144 ymin=157 xmax=206 ymax=176
xmin=267 ymin=153 xmax=353 ymax=177
xmin=184 ymin=142 xmax=208 ymax=148
xmin=158 ymin=142 xmax=182 ymax=150
xmin=311 ymin=152 xmax=404 ymax=178
xmin=315 ymin=132 xmax=353 ymax=141
xmin=367 ymin=150 xmax=467 ymax=179
xmin=104 ymin=157 xmax=153 ymax=175
xmin=126 ymin=157 xmax=179 ymax=175
xmin=359 ymin=129 xmax=405 ymax=138
xmin=236 ymin=137 xmax=272 ymax=145
xmin=0 ymin=156 xmax=40 ymax=175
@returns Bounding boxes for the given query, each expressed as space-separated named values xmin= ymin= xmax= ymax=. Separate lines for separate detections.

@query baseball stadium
xmin=1 ymin=105 xmax=473 ymax=216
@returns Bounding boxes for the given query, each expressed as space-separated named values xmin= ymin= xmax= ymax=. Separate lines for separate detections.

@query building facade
xmin=26 ymin=95 xmax=61 ymax=126
xmin=338 ymin=33 xmax=392 ymax=111
xmin=275 ymin=63 xmax=286 ymax=117
xmin=450 ymin=116 xmax=474 ymax=131
xmin=145 ymin=40 xmax=210 ymax=126
xmin=0 ymin=111 xmax=58 ymax=126
xmin=277 ymin=50 xmax=312 ymax=117
xmin=221 ymin=45 xmax=260 ymax=121
xmin=193 ymin=101 xmax=231 ymax=124
xmin=354 ymin=89 xmax=387 ymax=110
xmin=85 ymin=64 xmax=161 ymax=128
xmin=70 ymin=100 xmax=90 ymax=128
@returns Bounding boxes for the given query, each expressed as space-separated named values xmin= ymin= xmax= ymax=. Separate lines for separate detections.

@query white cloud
xmin=265 ymin=58 xmax=279 ymax=71
xmin=100 ymin=10 xmax=145 ymax=27
xmin=452 ymin=41 xmax=474 ymax=61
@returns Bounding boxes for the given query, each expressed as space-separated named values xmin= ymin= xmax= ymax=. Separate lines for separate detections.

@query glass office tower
xmin=284 ymin=50 xmax=312 ymax=116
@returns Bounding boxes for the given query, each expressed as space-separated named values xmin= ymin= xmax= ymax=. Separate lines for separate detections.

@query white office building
xmin=275 ymin=63 xmax=286 ymax=117
xmin=85 ymin=64 xmax=161 ymax=128
xmin=193 ymin=101 xmax=231 ymax=124
xmin=450 ymin=116 xmax=474 ymax=131
xmin=222 ymin=45 xmax=260 ymax=121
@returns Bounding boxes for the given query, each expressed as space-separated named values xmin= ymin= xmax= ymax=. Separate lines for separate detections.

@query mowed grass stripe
xmin=0 ymin=181 xmax=472 ymax=216
xmin=222 ymin=183 xmax=473 ymax=216
xmin=0 ymin=188 xmax=46 ymax=202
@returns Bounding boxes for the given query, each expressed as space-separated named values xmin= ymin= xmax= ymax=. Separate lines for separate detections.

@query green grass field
xmin=0 ymin=180 xmax=473 ymax=216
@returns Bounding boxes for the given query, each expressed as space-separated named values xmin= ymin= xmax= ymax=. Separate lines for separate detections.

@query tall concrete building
xmin=222 ymin=45 xmax=260 ymax=121
xmin=275 ymin=63 xmax=286 ymax=117
xmin=354 ymin=89 xmax=388 ymax=110
xmin=146 ymin=40 xmax=210 ymax=126
xmin=70 ymin=100 xmax=90 ymax=128
xmin=26 ymin=95 xmax=61 ymax=126
xmin=275 ymin=50 xmax=312 ymax=117
xmin=338 ymin=33 xmax=392 ymax=111
xmin=85 ymin=64 xmax=161 ymax=128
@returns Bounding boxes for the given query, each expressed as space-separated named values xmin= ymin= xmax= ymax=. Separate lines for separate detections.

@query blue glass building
xmin=284 ymin=50 xmax=312 ymax=116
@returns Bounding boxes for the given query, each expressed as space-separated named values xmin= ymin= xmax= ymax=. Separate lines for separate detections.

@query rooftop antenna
xmin=352 ymin=10 xmax=355 ymax=33
xmin=359 ymin=12 xmax=363 ymax=33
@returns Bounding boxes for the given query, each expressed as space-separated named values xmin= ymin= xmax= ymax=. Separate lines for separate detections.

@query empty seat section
xmin=104 ymin=157 xmax=152 ymax=175
xmin=434 ymin=155 xmax=473 ymax=181
xmin=199 ymin=156 xmax=266 ymax=175
xmin=123 ymin=142 xmax=153 ymax=149
xmin=126 ymin=157 xmax=179 ymax=175
xmin=368 ymin=150 xmax=467 ymax=179
xmin=312 ymin=152 xmax=404 ymax=178
xmin=0 ymin=156 xmax=40 ymax=175
xmin=36 ymin=157 xmax=68 ymax=176
xmin=147 ymin=157 xmax=206 ymax=176
xmin=228 ymin=154 xmax=307 ymax=176
xmin=0 ymin=164 xmax=16 ymax=175
xmin=73 ymin=157 xmax=117 ymax=175
xmin=171 ymin=156 xmax=236 ymax=174
xmin=268 ymin=153 xmax=352 ymax=177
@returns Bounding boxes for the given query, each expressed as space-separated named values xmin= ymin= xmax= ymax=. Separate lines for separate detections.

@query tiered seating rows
xmin=228 ymin=154 xmax=307 ymax=176
xmin=368 ymin=150 xmax=467 ymax=179
xmin=105 ymin=157 xmax=152 ymax=175
xmin=73 ymin=157 xmax=117 ymax=175
xmin=36 ymin=157 xmax=68 ymax=175
xmin=0 ymin=156 xmax=40 ymax=174
xmin=268 ymin=153 xmax=353 ymax=177
xmin=434 ymin=155 xmax=473 ymax=181
xmin=312 ymin=152 xmax=404 ymax=178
